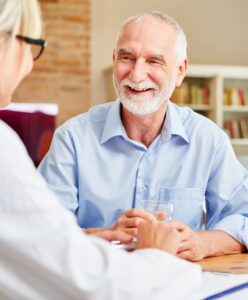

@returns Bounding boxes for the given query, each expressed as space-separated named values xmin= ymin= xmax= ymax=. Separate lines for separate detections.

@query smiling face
xmin=113 ymin=18 xmax=187 ymax=116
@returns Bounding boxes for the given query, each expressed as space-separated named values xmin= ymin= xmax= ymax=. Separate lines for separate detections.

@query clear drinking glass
xmin=139 ymin=199 xmax=173 ymax=222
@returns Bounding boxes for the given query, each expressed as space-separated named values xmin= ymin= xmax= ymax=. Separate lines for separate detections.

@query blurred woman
xmin=0 ymin=0 xmax=201 ymax=299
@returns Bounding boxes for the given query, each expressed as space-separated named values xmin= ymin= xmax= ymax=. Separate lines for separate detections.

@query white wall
xmin=91 ymin=0 xmax=248 ymax=104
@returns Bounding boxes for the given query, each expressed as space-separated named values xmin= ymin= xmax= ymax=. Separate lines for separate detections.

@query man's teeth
xmin=129 ymin=86 xmax=152 ymax=91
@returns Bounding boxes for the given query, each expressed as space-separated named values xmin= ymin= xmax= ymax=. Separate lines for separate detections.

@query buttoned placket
xmin=133 ymin=136 xmax=162 ymax=208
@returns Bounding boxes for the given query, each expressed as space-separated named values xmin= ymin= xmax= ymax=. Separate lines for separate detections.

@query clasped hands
xmin=109 ymin=208 xmax=207 ymax=261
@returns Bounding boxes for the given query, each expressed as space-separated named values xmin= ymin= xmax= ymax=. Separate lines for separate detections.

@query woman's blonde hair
xmin=0 ymin=0 xmax=42 ymax=59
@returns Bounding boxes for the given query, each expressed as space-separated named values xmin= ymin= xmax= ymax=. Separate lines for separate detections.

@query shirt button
xmin=140 ymin=185 xmax=145 ymax=190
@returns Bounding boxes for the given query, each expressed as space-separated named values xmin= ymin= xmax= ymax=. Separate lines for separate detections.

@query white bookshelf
xmin=175 ymin=65 xmax=248 ymax=155
xmin=223 ymin=106 xmax=248 ymax=112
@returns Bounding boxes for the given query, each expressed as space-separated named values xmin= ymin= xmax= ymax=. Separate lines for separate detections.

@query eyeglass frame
xmin=16 ymin=35 xmax=47 ymax=60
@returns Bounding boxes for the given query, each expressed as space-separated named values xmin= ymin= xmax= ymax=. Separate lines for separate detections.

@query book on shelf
xmin=224 ymin=118 xmax=248 ymax=139
xmin=239 ymin=119 xmax=248 ymax=138
xmin=171 ymin=82 xmax=190 ymax=105
xmin=223 ymin=88 xmax=247 ymax=106
xmin=171 ymin=83 xmax=209 ymax=106
xmin=238 ymin=89 xmax=246 ymax=106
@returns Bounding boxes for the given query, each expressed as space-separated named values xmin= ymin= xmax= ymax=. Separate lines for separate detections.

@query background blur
xmin=11 ymin=0 xmax=248 ymax=125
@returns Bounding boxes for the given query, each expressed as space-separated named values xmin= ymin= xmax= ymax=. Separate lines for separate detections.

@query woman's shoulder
xmin=0 ymin=120 xmax=24 ymax=147
xmin=0 ymin=120 xmax=29 ymax=163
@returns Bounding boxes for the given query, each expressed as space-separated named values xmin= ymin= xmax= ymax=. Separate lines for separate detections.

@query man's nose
xmin=128 ymin=60 xmax=148 ymax=83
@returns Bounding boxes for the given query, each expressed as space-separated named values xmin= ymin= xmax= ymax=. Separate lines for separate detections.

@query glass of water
xmin=139 ymin=199 xmax=173 ymax=222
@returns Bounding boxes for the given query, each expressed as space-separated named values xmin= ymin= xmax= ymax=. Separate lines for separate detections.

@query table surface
xmin=196 ymin=253 xmax=248 ymax=274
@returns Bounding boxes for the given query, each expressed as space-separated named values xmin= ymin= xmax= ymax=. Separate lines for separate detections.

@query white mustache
xmin=120 ymin=78 xmax=157 ymax=91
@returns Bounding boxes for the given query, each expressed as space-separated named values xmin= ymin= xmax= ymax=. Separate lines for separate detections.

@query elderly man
xmin=39 ymin=12 xmax=248 ymax=261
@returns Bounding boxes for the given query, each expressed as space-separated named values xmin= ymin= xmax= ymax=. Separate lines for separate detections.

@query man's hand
xmin=111 ymin=208 xmax=163 ymax=237
xmin=136 ymin=220 xmax=184 ymax=255
xmin=170 ymin=221 xmax=207 ymax=261
xmin=171 ymin=221 xmax=246 ymax=262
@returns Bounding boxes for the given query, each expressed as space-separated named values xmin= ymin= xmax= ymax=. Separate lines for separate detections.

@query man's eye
xmin=120 ymin=56 xmax=133 ymax=62
xmin=148 ymin=60 xmax=160 ymax=65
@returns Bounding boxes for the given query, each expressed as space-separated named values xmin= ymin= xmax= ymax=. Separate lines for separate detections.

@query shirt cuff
xmin=213 ymin=214 xmax=248 ymax=249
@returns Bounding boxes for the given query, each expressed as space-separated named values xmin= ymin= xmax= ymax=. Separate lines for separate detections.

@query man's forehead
xmin=116 ymin=19 xmax=177 ymax=50
xmin=116 ymin=32 xmax=176 ymax=59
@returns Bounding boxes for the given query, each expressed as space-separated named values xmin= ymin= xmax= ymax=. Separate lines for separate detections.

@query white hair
xmin=116 ymin=11 xmax=187 ymax=62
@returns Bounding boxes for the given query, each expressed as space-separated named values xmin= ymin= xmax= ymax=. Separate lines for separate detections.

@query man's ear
xmin=112 ymin=49 xmax=116 ymax=63
xmin=175 ymin=58 xmax=188 ymax=87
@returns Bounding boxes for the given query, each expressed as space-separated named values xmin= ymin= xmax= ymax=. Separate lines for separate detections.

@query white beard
xmin=113 ymin=77 xmax=173 ymax=115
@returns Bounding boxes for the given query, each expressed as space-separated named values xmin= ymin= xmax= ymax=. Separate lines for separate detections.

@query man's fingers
xmin=125 ymin=209 xmax=156 ymax=221
xmin=122 ymin=227 xmax=138 ymax=237
xmin=153 ymin=211 xmax=166 ymax=221
xmin=110 ymin=231 xmax=133 ymax=243
xmin=124 ymin=217 xmax=146 ymax=228
xmin=177 ymin=249 xmax=201 ymax=262
xmin=177 ymin=240 xmax=190 ymax=253
xmin=169 ymin=220 xmax=189 ymax=231
xmin=177 ymin=249 xmax=193 ymax=260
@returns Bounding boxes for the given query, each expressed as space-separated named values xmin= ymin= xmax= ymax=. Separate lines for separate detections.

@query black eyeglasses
xmin=16 ymin=35 xmax=47 ymax=60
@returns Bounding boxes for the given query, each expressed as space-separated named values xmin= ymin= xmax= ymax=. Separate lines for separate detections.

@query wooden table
xmin=196 ymin=253 xmax=248 ymax=274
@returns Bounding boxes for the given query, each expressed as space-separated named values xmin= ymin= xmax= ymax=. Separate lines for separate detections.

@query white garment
xmin=0 ymin=120 xmax=202 ymax=300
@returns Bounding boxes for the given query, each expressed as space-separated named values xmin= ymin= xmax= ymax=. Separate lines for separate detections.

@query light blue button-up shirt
xmin=38 ymin=100 xmax=248 ymax=248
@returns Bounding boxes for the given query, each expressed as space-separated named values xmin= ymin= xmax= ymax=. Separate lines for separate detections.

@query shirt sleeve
xmin=38 ymin=127 xmax=79 ymax=214
xmin=0 ymin=123 xmax=202 ymax=300
xmin=205 ymin=134 xmax=248 ymax=249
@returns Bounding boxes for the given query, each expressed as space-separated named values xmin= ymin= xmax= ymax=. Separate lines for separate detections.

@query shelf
xmin=223 ymin=105 xmax=248 ymax=112
xmin=176 ymin=104 xmax=212 ymax=111
xmin=231 ymin=139 xmax=248 ymax=146
xmin=188 ymin=104 xmax=212 ymax=111
xmin=187 ymin=65 xmax=248 ymax=79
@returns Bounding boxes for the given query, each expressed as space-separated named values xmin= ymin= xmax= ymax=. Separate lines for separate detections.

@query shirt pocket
xmin=159 ymin=187 xmax=204 ymax=230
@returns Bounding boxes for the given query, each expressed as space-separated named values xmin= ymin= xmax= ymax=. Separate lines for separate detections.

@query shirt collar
xmin=162 ymin=101 xmax=189 ymax=143
xmin=100 ymin=100 xmax=123 ymax=144
xmin=100 ymin=99 xmax=189 ymax=144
